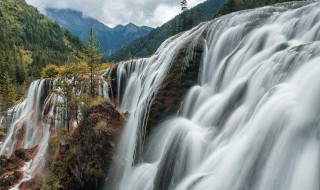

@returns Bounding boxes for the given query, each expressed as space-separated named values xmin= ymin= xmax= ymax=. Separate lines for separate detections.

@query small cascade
xmin=0 ymin=80 xmax=52 ymax=188
xmin=105 ymin=2 xmax=320 ymax=190
xmin=0 ymin=80 xmax=49 ymax=156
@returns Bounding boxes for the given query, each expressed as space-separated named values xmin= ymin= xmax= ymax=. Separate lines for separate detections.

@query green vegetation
xmin=0 ymin=72 xmax=15 ymax=112
xmin=0 ymin=0 xmax=84 ymax=110
xmin=50 ymin=62 xmax=89 ymax=132
xmin=42 ymin=61 xmax=112 ymax=134
xmin=42 ymin=30 xmax=106 ymax=133
xmin=41 ymin=64 xmax=59 ymax=79
xmin=39 ymin=30 xmax=106 ymax=134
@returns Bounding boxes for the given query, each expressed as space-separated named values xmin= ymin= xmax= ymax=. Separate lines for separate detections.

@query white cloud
xmin=25 ymin=0 xmax=206 ymax=27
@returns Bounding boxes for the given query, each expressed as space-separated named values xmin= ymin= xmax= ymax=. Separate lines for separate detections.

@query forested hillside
xmin=108 ymin=0 xmax=226 ymax=61
xmin=0 ymin=0 xmax=83 ymax=104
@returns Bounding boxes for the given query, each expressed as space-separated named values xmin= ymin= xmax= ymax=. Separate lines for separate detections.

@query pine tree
xmin=0 ymin=72 xmax=15 ymax=112
xmin=181 ymin=0 xmax=188 ymax=12
xmin=83 ymin=29 xmax=103 ymax=98
xmin=179 ymin=0 xmax=188 ymax=33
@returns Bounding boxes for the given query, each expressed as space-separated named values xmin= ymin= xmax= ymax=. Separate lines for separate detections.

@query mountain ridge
xmin=45 ymin=8 xmax=153 ymax=55
xmin=108 ymin=0 xmax=226 ymax=61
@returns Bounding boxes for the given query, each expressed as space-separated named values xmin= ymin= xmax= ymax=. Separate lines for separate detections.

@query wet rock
xmin=0 ymin=146 xmax=39 ymax=190
xmin=146 ymin=35 xmax=205 ymax=136
xmin=0 ymin=171 xmax=22 ymax=188
xmin=19 ymin=173 xmax=45 ymax=190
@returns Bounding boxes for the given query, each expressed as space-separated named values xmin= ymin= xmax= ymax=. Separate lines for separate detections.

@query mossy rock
xmin=145 ymin=35 xmax=205 ymax=137
xmin=41 ymin=101 xmax=125 ymax=190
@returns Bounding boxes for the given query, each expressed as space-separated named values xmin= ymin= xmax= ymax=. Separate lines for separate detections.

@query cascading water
xmin=0 ymin=80 xmax=49 ymax=156
xmin=0 ymin=80 xmax=52 ymax=188
xmin=1 ymin=1 xmax=320 ymax=189
xmin=106 ymin=2 xmax=320 ymax=190
xmin=104 ymin=23 xmax=209 ymax=189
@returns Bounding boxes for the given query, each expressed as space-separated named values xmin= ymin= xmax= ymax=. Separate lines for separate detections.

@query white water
xmin=106 ymin=2 xmax=320 ymax=190
xmin=105 ymin=23 xmax=208 ymax=189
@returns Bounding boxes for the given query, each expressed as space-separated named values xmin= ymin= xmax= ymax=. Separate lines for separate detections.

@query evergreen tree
xmin=83 ymin=29 xmax=103 ymax=97
xmin=0 ymin=72 xmax=15 ymax=112
xmin=181 ymin=0 xmax=188 ymax=12
xmin=179 ymin=0 xmax=188 ymax=33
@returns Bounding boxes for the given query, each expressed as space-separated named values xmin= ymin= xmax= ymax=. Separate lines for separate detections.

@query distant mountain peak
xmin=125 ymin=22 xmax=136 ymax=27
xmin=45 ymin=8 xmax=153 ymax=55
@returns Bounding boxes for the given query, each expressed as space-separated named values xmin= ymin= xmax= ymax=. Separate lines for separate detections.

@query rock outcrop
xmin=39 ymin=101 xmax=125 ymax=190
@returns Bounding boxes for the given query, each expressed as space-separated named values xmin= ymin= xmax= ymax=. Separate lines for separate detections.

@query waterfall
xmin=0 ymin=80 xmax=51 ymax=188
xmin=106 ymin=2 xmax=320 ymax=190
xmin=104 ymin=22 xmax=209 ymax=189
xmin=0 ymin=80 xmax=48 ymax=156
xmin=0 ymin=79 xmax=71 ymax=188
xmin=1 ymin=1 xmax=320 ymax=189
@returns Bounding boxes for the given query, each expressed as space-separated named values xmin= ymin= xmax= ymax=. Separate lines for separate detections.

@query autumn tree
xmin=41 ymin=64 xmax=59 ymax=79
xmin=83 ymin=29 xmax=103 ymax=98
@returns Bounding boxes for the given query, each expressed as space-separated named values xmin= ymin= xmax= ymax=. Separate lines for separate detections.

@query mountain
xmin=0 ymin=0 xmax=83 ymax=99
xmin=45 ymin=8 xmax=153 ymax=55
xmin=108 ymin=0 xmax=226 ymax=61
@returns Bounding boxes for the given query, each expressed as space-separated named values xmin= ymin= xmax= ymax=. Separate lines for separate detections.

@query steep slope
xmin=45 ymin=8 xmax=153 ymax=55
xmin=0 ymin=0 xmax=83 ymax=96
xmin=108 ymin=0 xmax=226 ymax=61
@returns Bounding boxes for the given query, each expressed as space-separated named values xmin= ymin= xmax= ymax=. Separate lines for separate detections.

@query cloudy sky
xmin=25 ymin=0 xmax=206 ymax=27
